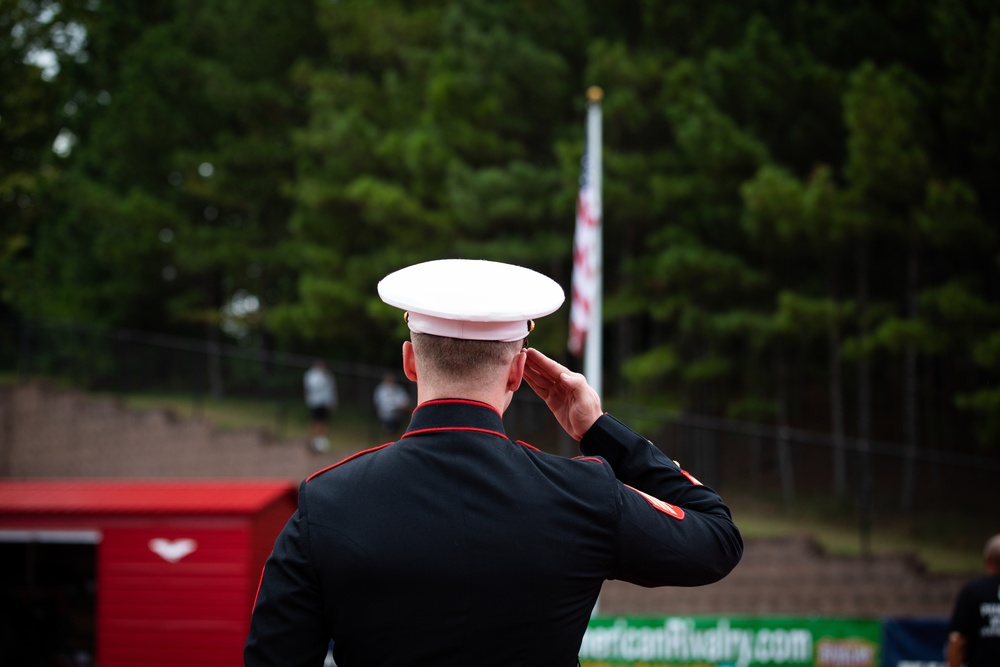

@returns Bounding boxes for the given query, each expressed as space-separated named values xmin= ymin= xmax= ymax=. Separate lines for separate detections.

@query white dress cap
xmin=378 ymin=259 xmax=565 ymax=342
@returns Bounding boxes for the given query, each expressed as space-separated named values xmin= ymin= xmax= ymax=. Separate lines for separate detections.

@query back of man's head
xmin=984 ymin=533 xmax=1000 ymax=573
xmin=411 ymin=332 xmax=523 ymax=387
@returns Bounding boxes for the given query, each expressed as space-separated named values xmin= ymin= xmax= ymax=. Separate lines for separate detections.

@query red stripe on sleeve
xmin=624 ymin=484 xmax=685 ymax=520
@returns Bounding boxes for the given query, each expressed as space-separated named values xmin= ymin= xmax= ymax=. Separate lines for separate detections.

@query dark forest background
xmin=3 ymin=0 xmax=999 ymax=476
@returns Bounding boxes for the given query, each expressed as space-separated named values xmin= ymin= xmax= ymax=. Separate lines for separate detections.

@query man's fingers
xmin=521 ymin=361 xmax=551 ymax=388
xmin=522 ymin=349 xmax=602 ymax=440
xmin=524 ymin=348 xmax=569 ymax=380
xmin=523 ymin=353 xmax=571 ymax=405
xmin=521 ymin=374 xmax=549 ymax=399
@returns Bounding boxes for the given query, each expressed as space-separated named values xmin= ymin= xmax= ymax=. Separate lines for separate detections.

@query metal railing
xmin=4 ymin=316 xmax=998 ymax=535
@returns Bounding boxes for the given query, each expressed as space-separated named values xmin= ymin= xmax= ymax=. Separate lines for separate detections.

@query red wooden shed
xmin=0 ymin=478 xmax=298 ymax=666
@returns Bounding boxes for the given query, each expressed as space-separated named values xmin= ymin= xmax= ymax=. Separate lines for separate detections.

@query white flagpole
xmin=584 ymin=86 xmax=603 ymax=398
xmin=585 ymin=89 xmax=603 ymax=620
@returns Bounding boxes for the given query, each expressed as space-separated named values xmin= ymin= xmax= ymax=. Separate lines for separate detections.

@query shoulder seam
xmin=306 ymin=442 xmax=393 ymax=482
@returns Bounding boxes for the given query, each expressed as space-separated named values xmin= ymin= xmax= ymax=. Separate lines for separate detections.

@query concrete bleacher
xmin=0 ymin=382 xmax=330 ymax=481
xmin=599 ymin=534 xmax=969 ymax=618
xmin=0 ymin=381 xmax=973 ymax=618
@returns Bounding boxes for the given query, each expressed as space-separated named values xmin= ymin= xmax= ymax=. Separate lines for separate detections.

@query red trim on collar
xmin=418 ymin=398 xmax=501 ymax=415
xmin=402 ymin=426 xmax=507 ymax=440
xmin=306 ymin=442 xmax=393 ymax=482
xmin=516 ymin=440 xmax=540 ymax=451
xmin=573 ymin=456 xmax=604 ymax=464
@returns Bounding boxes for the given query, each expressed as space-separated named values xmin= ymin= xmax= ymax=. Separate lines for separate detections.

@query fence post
xmin=750 ymin=433 xmax=762 ymax=495
xmin=18 ymin=318 xmax=32 ymax=382
xmin=858 ymin=436 xmax=873 ymax=556
xmin=777 ymin=425 xmax=795 ymax=507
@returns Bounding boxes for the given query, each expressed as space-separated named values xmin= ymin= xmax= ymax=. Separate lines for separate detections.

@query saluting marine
xmin=246 ymin=259 xmax=743 ymax=667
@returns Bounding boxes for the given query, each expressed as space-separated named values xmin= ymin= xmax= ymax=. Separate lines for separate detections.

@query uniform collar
xmin=402 ymin=399 xmax=507 ymax=438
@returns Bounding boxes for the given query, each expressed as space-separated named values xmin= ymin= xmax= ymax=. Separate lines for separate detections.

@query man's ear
xmin=506 ymin=349 xmax=526 ymax=392
xmin=402 ymin=341 xmax=418 ymax=382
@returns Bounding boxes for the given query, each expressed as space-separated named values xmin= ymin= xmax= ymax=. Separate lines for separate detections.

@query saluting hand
xmin=522 ymin=348 xmax=603 ymax=441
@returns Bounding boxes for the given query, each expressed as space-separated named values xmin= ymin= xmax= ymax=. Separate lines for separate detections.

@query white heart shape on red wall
xmin=149 ymin=537 xmax=198 ymax=563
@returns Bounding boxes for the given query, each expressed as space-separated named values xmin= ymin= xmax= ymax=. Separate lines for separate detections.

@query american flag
xmin=568 ymin=160 xmax=600 ymax=358
xmin=569 ymin=88 xmax=603 ymax=400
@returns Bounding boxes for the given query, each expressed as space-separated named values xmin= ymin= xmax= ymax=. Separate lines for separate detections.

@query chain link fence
xmin=4 ymin=317 xmax=998 ymax=535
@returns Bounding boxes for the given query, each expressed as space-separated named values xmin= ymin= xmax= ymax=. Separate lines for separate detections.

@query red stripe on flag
xmin=569 ymin=189 xmax=598 ymax=357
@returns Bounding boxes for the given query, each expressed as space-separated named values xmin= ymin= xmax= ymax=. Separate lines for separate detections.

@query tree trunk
xmin=827 ymin=270 xmax=847 ymax=497
xmin=775 ymin=352 xmax=795 ymax=507
xmin=857 ymin=239 xmax=873 ymax=556
xmin=206 ymin=321 xmax=224 ymax=398
xmin=900 ymin=231 xmax=920 ymax=511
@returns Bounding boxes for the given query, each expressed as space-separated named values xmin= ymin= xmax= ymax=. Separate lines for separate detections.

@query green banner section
xmin=580 ymin=616 xmax=881 ymax=667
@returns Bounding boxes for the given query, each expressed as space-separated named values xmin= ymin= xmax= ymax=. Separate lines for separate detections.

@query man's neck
xmin=415 ymin=383 xmax=508 ymax=415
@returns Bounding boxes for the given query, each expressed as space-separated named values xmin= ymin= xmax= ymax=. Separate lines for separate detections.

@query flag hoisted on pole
xmin=568 ymin=86 xmax=603 ymax=397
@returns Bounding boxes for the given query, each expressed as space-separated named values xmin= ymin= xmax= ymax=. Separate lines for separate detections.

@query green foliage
xmin=0 ymin=0 xmax=65 ymax=306
xmin=971 ymin=332 xmax=1000 ymax=369
xmin=955 ymin=387 xmax=1000 ymax=448
xmin=726 ymin=395 xmax=778 ymax=422
xmin=622 ymin=345 xmax=679 ymax=384
xmin=3 ymin=0 xmax=1000 ymax=451
xmin=773 ymin=291 xmax=855 ymax=337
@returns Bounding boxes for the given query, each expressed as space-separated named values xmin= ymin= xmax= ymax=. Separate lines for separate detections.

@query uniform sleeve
xmin=245 ymin=482 xmax=331 ymax=667
xmin=580 ymin=414 xmax=743 ymax=587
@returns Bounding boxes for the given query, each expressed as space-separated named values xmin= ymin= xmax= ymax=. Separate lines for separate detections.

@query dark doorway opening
xmin=0 ymin=538 xmax=97 ymax=666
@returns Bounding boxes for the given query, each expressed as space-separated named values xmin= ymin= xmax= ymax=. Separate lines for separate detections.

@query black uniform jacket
xmin=245 ymin=399 xmax=743 ymax=667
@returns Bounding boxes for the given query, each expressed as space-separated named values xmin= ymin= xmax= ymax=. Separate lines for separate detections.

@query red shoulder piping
xmin=306 ymin=442 xmax=393 ymax=482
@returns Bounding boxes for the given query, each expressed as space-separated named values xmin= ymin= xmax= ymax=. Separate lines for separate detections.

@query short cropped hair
xmin=411 ymin=333 xmax=524 ymax=384
xmin=985 ymin=534 xmax=1000 ymax=569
